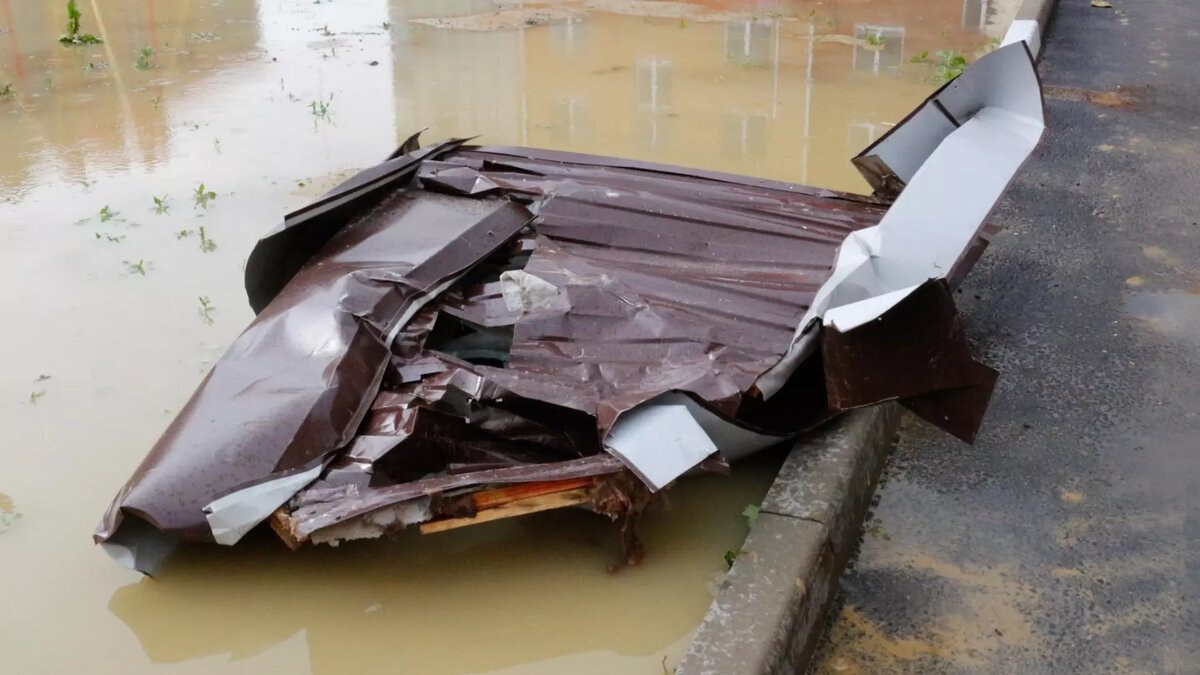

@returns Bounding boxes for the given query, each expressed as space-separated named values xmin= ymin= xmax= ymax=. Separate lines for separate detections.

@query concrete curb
xmin=1002 ymin=0 xmax=1057 ymax=60
xmin=677 ymin=0 xmax=1057 ymax=671
xmin=677 ymin=403 xmax=902 ymax=675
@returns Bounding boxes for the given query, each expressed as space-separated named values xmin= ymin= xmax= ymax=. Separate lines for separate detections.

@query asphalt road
xmin=812 ymin=0 xmax=1200 ymax=672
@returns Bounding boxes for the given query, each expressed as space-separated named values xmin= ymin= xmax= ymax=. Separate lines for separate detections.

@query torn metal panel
xmin=755 ymin=42 xmax=1043 ymax=402
xmin=95 ymin=45 xmax=1045 ymax=570
xmin=606 ymin=392 xmax=787 ymax=490
xmin=95 ymin=190 xmax=534 ymax=562
xmin=245 ymin=139 xmax=469 ymax=312
xmin=204 ymin=463 xmax=327 ymax=545
xmin=821 ymin=279 xmax=998 ymax=443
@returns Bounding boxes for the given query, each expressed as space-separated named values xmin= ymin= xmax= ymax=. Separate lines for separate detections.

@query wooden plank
xmin=470 ymin=477 xmax=595 ymax=510
xmin=269 ymin=507 xmax=306 ymax=550
xmin=419 ymin=487 xmax=593 ymax=534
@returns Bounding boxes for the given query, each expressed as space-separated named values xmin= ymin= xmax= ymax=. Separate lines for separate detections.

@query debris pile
xmin=96 ymin=43 xmax=1044 ymax=574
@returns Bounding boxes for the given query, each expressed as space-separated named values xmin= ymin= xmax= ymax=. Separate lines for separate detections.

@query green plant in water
xmin=743 ymin=504 xmax=760 ymax=527
xmin=0 ymin=83 xmax=12 ymax=96
xmin=98 ymin=205 xmax=117 ymax=222
xmin=865 ymin=33 xmax=886 ymax=47
xmin=134 ymin=47 xmax=156 ymax=71
xmin=198 ymin=296 xmax=215 ymax=325
xmin=193 ymin=182 xmax=216 ymax=209
xmin=197 ymin=226 xmax=217 ymax=253
xmin=175 ymin=229 xmax=194 ymax=239
xmin=310 ymin=94 xmax=333 ymax=119
xmin=95 ymin=232 xmax=125 ymax=243
xmin=910 ymin=50 xmax=930 ymax=63
xmin=933 ymin=49 xmax=968 ymax=82
xmin=29 ymin=390 xmax=46 ymax=404
xmin=124 ymin=259 xmax=147 ymax=276
xmin=59 ymin=0 xmax=103 ymax=45
xmin=724 ymin=549 xmax=739 ymax=570
xmin=152 ymin=194 xmax=169 ymax=214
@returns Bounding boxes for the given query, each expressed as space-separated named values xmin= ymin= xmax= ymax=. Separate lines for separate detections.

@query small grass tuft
xmin=197 ymin=226 xmax=217 ymax=253
xmin=933 ymin=49 xmax=968 ymax=82
xmin=59 ymin=0 xmax=103 ymax=45
xmin=134 ymin=47 xmax=156 ymax=70
xmin=198 ymin=296 xmax=215 ymax=324
xmin=309 ymin=94 xmax=334 ymax=119
xmin=742 ymin=504 xmax=760 ymax=527
xmin=193 ymin=183 xmax=217 ymax=209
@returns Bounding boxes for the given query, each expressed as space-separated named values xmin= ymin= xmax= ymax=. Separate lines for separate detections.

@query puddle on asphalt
xmin=0 ymin=1 xmax=1004 ymax=672
xmin=1126 ymin=290 xmax=1200 ymax=347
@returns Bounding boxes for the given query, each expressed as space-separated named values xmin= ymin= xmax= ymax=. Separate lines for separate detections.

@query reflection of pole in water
xmin=771 ymin=19 xmax=779 ymax=119
xmin=648 ymin=58 xmax=660 ymax=111
xmin=557 ymin=96 xmax=586 ymax=142
xmin=962 ymin=0 xmax=991 ymax=33
xmin=636 ymin=57 xmax=670 ymax=149
xmin=87 ymin=0 xmax=138 ymax=161
xmin=519 ymin=26 xmax=528 ymax=145
xmin=801 ymin=15 xmax=814 ymax=184
xmin=146 ymin=0 xmax=159 ymax=48
xmin=1 ymin=0 xmax=26 ymax=83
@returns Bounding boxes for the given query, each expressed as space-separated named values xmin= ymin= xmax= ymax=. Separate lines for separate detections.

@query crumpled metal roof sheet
xmin=95 ymin=43 xmax=1045 ymax=574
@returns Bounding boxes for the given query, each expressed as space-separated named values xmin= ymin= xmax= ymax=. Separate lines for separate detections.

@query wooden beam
xmin=420 ymin=487 xmax=593 ymax=535
xmin=470 ymin=477 xmax=595 ymax=509
xmin=269 ymin=507 xmax=306 ymax=550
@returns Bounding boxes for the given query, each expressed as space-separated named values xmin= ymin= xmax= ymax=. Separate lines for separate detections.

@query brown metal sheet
xmin=245 ymin=139 xmax=469 ymax=312
xmin=96 ymin=189 xmax=534 ymax=545
xmin=96 ymin=139 xmax=1006 ymax=562
xmin=270 ymin=148 xmax=893 ymax=542
xmin=821 ymin=279 xmax=998 ymax=442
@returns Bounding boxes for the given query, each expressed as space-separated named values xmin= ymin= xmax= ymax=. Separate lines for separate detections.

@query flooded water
xmin=0 ymin=1 xmax=1005 ymax=673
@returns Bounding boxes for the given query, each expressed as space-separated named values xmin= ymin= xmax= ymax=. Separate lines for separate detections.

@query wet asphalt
xmin=812 ymin=0 xmax=1200 ymax=672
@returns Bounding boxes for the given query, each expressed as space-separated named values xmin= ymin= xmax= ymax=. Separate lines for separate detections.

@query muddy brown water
xmin=0 ymin=1 xmax=1005 ymax=672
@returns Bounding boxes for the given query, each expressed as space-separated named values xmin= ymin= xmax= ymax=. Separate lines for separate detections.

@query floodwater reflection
xmin=0 ymin=0 xmax=1005 ymax=673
